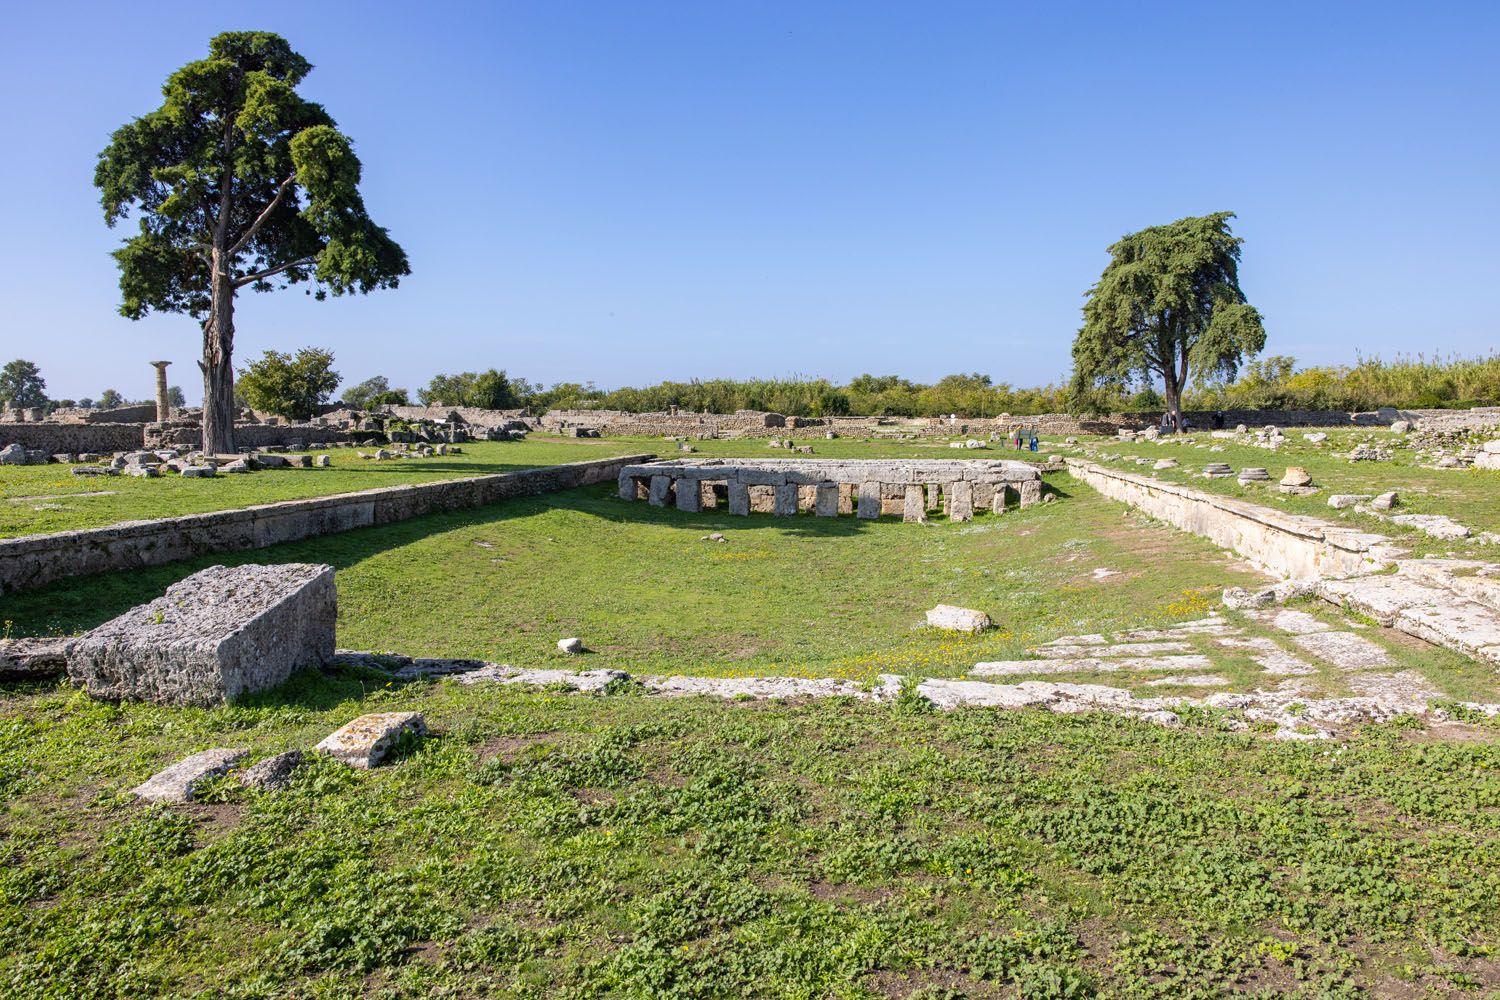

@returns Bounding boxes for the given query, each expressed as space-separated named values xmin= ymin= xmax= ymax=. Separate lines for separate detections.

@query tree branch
xmin=229 ymin=173 xmax=297 ymax=256
xmin=234 ymin=256 xmax=316 ymax=288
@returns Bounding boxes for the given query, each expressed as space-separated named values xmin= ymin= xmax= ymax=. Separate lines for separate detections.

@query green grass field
xmin=3 ymin=670 xmax=1499 ymax=998
xmin=6 ymin=429 xmax=1500 ymax=997
xmin=1057 ymin=427 xmax=1500 ymax=557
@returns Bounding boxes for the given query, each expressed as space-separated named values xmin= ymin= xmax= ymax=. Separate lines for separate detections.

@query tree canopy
xmin=1069 ymin=212 xmax=1265 ymax=429
xmin=419 ymin=370 xmax=524 ymax=410
xmin=341 ymin=375 xmax=408 ymax=409
xmin=237 ymin=347 xmax=341 ymax=420
xmin=0 ymin=360 xmax=48 ymax=409
xmin=95 ymin=31 xmax=408 ymax=451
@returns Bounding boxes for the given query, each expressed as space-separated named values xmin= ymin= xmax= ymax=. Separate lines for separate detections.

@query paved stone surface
xmin=65 ymin=563 xmax=336 ymax=706
xmin=316 ymin=712 xmax=426 ymax=768
xmin=1144 ymin=674 xmax=1230 ymax=687
xmin=971 ymin=654 xmax=1214 ymax=676
xmin=1292 ymin=631 xmax=1393 ymax=669
xmin=1214 ymin=636 xmax=1316 ymax=675
xmin=131 ymin=748 xmax=248 ymax=803
xmin=1243 ymin=609 xmax=1330 ymax=635
xmin=1033 ymin=641 xmax=1192 ymax=659
xmin=456 ymin=665 xmax=627 ymax=691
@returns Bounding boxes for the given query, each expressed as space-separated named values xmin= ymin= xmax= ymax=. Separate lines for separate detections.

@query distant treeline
xmin=368 ymin=353 xmax=1500 ymax=419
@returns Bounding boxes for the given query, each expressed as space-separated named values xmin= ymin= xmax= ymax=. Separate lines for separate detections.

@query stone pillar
xmin=774 ymin=482 xmax=799 ymax=516
xmin=150 ymin=361 xmax=172 ymax=421
xmin=648 ymin=475 xmax=672 ymax=506
xmin=926 ymin=483 xmax=942 ymax=511
xmin=947 ymin=480 xmax=974 ymax=521
xmin=676 ymin=478 xmax=701 ymax=512
xmin=838 ymin=483 xmax=854 ymax=515
xmin=728 ymin=482 xmax=751 ymax=516
xmin=903 ymin=485 xmax=927 ymax=523
xmin=618 ymin=474 xmax=636 ymax=501
xmin=1019 ymin=480 xmax=1042 ymax=508
xmin=856 ymin=481 xmax=882 ymax=520
xmin=814 ymin=482 xmax=839 ymax=516
xmin=992 ymin=484 xmax=1010 ymax=513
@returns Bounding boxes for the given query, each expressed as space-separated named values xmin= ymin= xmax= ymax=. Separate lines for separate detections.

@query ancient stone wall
xmin=1065 ymin=459 xmax=1401 ymax=579
xmin=379 ymin=405 xmax=531 ymax=428
xmin=618 ymin=458 xmax=1043 ymax=522
xmin=84 ymin=403 xmax=159 ymax=424
xmin=0 ymin=422 xmax=145 ymax=454
xmin=0 ymin=453 xmax=653 ymax=594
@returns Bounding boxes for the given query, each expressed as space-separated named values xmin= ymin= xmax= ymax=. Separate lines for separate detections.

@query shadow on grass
xmin=0 ymin=480 xmax=1071 ymax=638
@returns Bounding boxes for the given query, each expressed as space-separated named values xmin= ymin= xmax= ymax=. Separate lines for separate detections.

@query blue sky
xmin=1 ymin=1 xmax=1496 ymax=403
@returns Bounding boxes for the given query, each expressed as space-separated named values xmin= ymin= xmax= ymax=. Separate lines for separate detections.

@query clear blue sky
xmin=2 ymin=1 xmax=1496 ymax=403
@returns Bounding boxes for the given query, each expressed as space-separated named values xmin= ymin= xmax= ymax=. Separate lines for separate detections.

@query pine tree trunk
xmin=200 ymin=262 xmax=237 ymax=455
xmin=1162 ymin=373 xmax=1183 ymax=432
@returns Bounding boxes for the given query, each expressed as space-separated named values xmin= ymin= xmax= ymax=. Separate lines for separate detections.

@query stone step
xmin=1319 ymin=572 xmax=1500 ymax=666
xmin=971 ymin=654 xmax=1214 ymax=677
xmin=1396 ymin=559 xmax=1500 ymax=614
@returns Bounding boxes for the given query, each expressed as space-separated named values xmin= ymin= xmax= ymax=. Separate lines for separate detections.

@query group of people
xmin=1009 ymin=428 xmax=1040 ymax=452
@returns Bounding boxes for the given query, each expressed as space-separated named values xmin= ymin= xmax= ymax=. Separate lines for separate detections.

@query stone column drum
xmin=151 ymin=360 xmax=172 ymax=421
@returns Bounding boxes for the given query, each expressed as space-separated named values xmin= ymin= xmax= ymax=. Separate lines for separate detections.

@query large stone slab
xmin=65 ymin=563 xmax=336 ymax=706
xmin=856 ymin=481 xmax=882 ymax=519
xmin=774 ymin=482 xmax=799 ymax=516
xmin=814 ymin=482 xmax=839 ymax=516
xmin=0 ymin=636 xmax=68 ymax=680
xmin=132 ymin=747 xmax=248 ymax=803
xmin=316 ymin=711 xmax=426 ymax=768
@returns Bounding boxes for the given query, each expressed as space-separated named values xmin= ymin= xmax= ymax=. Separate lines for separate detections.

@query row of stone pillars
xmin=626 ymin=475 xmax=1041 ymax=521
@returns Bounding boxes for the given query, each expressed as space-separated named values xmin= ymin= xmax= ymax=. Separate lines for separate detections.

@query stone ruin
xmin=616 ymin=458 xmax=1045 ymax=522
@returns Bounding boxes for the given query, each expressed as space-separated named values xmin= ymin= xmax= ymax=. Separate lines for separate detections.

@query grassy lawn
xmin=4 ymin=482 xmax=1492 ymax=704
xmin=0 ymin=436 xmax=652 ymax=538
xmin=3 ymin=670 xmax=1499 ymax=998
xmin=1053 ymin=427 xmax=1500 ymax=558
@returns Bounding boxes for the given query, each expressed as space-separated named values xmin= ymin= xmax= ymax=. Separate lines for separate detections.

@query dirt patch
xmin=867 ymin=967 xmax=1002 ymax=998
xmin=475 ymin=731 xmax=556 ymax=764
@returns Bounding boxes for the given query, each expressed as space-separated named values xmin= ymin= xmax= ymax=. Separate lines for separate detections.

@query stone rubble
xmin=315 ymin=712 xmax=426 ymax=768
xmin=131 ymin=748 xmax=248 ymax=803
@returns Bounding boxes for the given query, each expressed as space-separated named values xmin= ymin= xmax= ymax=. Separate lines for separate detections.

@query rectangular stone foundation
xmin=65 ymin=563 xmax=336 ymax=706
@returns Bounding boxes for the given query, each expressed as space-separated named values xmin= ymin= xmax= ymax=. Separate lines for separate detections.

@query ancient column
xmin=150 ymin=361 xmax=172 ymax=421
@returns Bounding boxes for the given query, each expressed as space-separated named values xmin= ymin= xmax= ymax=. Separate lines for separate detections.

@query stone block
xmin=797 ymin=484 xmax=818 ymax=511
xmin=992 ymin=484 xmax=1010 ymax=512
xmin=926 ymin=483 xmax=942 ymax=510
xmin=618 ymin=474 xmax=636 ymax=501
xmin=774 ymin=482 xmax=799 ymax=516
xmin=1018 ymin=480 xmax=1042 ymax=507
xmin=699 ymin=481 xmax=719 ymax=509
xmin=132 ymin=747 xmax=249 ymax=803
xmin=316 ymin=711 xmax=426 ymax=769
xmin=856 ymin=481 xmax=882 ymax=519
xmin=903 ymin=485 xmax=927 ymax=523
xmin=240 ymin=750 xmax=305 ymax=791
xmin=728 ymin=482 xmax=751 ymax=516
xmin=0 ymin=636 xmax=68 ymax=680
xmin=838 ymin=483 xmax=854 ymax=515
xmin=648 ymin=475 xmax=672 ymax=506
xmin=814 ymin=482 xmax=839 ymax=516
xmin=946 ymin=480 xmax=974 ymax=521
xmin=676 ymin=478 xmax=701 ymax=512
xmin=749 ymin=485 xmax=776 ymax=513
xmin=926 ymin=604 xmax=992 ymax=633
xmin=65 ymin=563 xmax=336 ymax=706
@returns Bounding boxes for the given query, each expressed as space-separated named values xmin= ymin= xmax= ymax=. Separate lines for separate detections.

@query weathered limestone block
xmin=675 ymin=479 xmax=701 ymax=512
xmin=1018 ymin=480 xmax=1042 ymax=507
xmin=992 ymin=484 xmax=1010 ymax=512
xmin=750 ymin=485 xmax=776 ymax=512
xmin=0 ymin=636 xmax=68 ymax=680
xmin=838 ymin=482 xmax=854 ymax=515
xmin=699 ymin=481 xmax=719 ymax=509
xmin=926 ymin=604 xmax=992 ymax=633
xmin=316 ymin=711 xmax=426 ymax=769
xmin=728 ymin=482 xmax=751 ymax=516
xmin=857 ymin=481 xmax=882 ymax=519
xmin=618 ymin=474 xmax=636 ymax=501
xmin=648 ymin=475 xmax=672 ymax=506
xmin=815 ymin=482 xmax=839 ymax=516
xmin=797 ymin=485 xmax=817 ymax=511
xmin=946 ymin=480 xmax=974 ymax=521
xmin=926 ymin=483 xmax=942 ymax=511
xmin=65 ymin=563 xmax=336 ymax=706
xmin=240 ymin=750 xmax=305 ymax=791
xmin=774 ymin=482 xmax=799 ymax=516
xmin=903 ymin=485 xmax=927 ymax=523
xmin=132 ymin=747 xmax=249 ymax=803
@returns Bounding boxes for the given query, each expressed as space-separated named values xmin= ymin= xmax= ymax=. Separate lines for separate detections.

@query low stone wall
xmin=0 ymin=454 xmax=653 ymax=594
xmin=1065 ymin=459 xmax=1401 ymax=579
xmin=0 ymin=422 xmax=145 ymax=455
